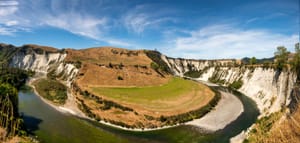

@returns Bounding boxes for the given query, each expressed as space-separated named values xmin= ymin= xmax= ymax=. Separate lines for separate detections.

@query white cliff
xmin=9 ymin=48 xmax=78 ymax=86
xmin=162 ymin=55 xmax=297 ymax=117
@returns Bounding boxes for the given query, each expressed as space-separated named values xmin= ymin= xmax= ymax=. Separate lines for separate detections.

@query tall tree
xmin=250 ymin=57 xmax=257 ymax=65
xmin=292 ymin=43 xmax=300 ymax=79
xmin=274 ymin=46 xmax=289 ymax=70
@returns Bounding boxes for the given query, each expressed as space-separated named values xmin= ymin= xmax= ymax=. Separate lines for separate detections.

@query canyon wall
xmin=5 ymin=44 xmax=297 ymax=117
xmin=8 ymin=47 xmax=78 ymax=87
xmin=162 ymin=55 xmax=297 ymax=116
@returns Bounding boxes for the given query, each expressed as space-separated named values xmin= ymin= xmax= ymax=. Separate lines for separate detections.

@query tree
xmin=292 ymin=43 xmax=300 ymax=78
xmin=274 ymin=46 xmax=289 ymax=70
xmin=150 ymin=62 xmax=159 ymax=71
xmin=250 ymin=57 xmax=257 ymax=65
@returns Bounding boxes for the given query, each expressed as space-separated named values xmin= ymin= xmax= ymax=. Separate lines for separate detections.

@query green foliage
xmin=145 ymin=50 xmax=171 ymax=73
xmin=208 ymin=71 xmax=226 ymax=85
xmin=229 ymin=79 xmax=243 ymax=89
xmin=0 ymin=44 xmax=17 ymax=62
xmin=0 ymin=64 xmax=29 ymax=136
xmin=117 ymin=76 xmax=123 ymax=80
xmin=241 ymin=57 xmax=274 ymax=65
xmin=33 ymin=78 xmax=67 ymax=104
xmin=291 ymin=43 xmax=300 ymax=80
xmin=0 ymin=66 xmax=31 ymax=89
xmin=249 ymin=57 xmax=257 ymax=65
xmin=0 ymin=83 xmax=23 ymax=136
xmin=274 ymin=46 xmax=289 ymax=70
xmin=184 ymin=70 xmax=202 ymax=78
xmin=92 ymin=77 xmax=201 ymax=102
xmin=150 ymin=62 xmax=159 ymax=70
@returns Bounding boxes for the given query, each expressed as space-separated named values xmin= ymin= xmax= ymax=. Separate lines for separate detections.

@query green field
xmin=91 ymin=77 xmax=214 ymax=111
xmin=33 ymin=78 xmax=67 ymax=105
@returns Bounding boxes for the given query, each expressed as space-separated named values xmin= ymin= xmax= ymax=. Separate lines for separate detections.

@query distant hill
xmin=241 ymin=57 xmax=275 ymax=64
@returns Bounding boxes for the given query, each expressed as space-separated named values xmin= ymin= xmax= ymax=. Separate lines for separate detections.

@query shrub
xmin=117 ymin=76 xmax=123 ymax=80
xmin=229 ymin=79 xmax=243 ymax=89
xmin=184 ymin=70 xmax=201 ymax=78
xmin=150 ymin=62 xmax=159 ymax=71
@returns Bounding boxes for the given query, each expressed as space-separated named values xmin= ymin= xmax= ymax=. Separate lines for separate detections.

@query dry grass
xmin=65 ymin=47 xmax=151 ymax=66
xmin=70 ymin=47 xmax=171 ymax=87
xmin=264 ymin=105 xmax=300 ymax=143
xmin=69 ymin=47 xmax=216 ymax=128
xmin=0 ymin=127 xmax=33 ymax=143
xmin=246 ymin=104 xmax=300 ymax=143
xmin=24 ymin=44 xmax=59 ymax=52
xmin=77 ymin=63 xmax=170 ymax=87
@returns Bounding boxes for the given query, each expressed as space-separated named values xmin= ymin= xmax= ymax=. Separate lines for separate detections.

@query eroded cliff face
xmin=5 ymin=45 xmax=297 ymax=117
xmin=9 ymin=47 xmax=78 ymax=87
xmin=162 ymin=55 xmax=297 ymax=116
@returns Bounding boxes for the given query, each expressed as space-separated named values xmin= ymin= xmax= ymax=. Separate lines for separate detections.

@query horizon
xmin=0 ymin=42 xmax=280 ymax=60
xmin=0 ymin=0 xmax=299 ymax=59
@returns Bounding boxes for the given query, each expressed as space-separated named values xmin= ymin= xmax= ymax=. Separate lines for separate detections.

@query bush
xmin=117 ymin=76 xmax=123 ymax=80
xmin=145 ymin=50 xmax=171 ymax=73
xmin=150 ymin=62 xmax=159 ymax=71
xmin=184 ymin=70 xmax=201 ymax=78
xmin=229 ymin=80 xmax=243 ymax=89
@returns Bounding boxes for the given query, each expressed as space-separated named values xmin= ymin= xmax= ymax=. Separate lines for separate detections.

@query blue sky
xmin=0 ymin=0 xmax=299 ymax=59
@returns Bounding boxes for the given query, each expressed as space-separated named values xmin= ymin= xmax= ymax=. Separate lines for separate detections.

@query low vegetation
xmin=145 ymin=50 xmax=171 ymax=73
xmin=0 ymin=63 xmax=33 ymax=141
xmin=184 ymin=70 xmax=202 ymax=78
xmin=208 ymin=69 xmax=226 ymax=85
xmin=33 ymin=78 xmax=67 ymax=105
xmin=245 ymin=112 xmax=283 ymax=143
xmin=229 ymin=79 xmax=243 ymax=89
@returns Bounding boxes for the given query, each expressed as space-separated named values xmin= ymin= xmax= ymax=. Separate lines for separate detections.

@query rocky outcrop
xmin=162 ymin=56 xmax=297 ymax=116
xmin=7 ymin=46 xmax=78 ymax=87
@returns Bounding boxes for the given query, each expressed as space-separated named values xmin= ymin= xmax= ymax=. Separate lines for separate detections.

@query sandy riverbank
xmin=186 ymin=91 xmax=244 ymax=132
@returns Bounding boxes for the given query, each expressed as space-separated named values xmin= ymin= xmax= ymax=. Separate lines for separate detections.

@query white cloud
xmin=0 ymin=0 xmax=18 ymax=6
xmin=5 ymin=20 xmax=18 ymax=26
xmin=0 ymin=27 xmax=14 ymax=35
xmin=105 ymin=39 xmax=133 ymax=47
xmin=123 ymin=5 xmax=175 ymax=34
xmin=44 ymin=13 xmax=107 ymax=39
xmin=0 ymin=0 xmax=18 ymax=16
xmin=166 ymin=25 xmax=299 ymax=59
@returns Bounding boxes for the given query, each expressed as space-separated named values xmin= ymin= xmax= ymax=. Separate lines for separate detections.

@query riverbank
xmin=28 ymin=75 xmax=244 ymax=132
xmin=28 ymin=76 xmax=179 ymax=131
xmin=186 ymin=91 xmax=244 ymax=131
xmin=28 ymin=76 xmax=86 ymax=118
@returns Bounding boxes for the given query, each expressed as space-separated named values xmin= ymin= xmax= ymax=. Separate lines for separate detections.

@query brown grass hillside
xmin=66 ymin=47 xmax=171 ymax=87
xmin=65 ymin=47 xmax=216 ymax=128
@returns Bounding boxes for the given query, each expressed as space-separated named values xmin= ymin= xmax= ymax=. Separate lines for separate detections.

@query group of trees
xmin=244 ymin=43 xmax=299 ymax=74
xmin=0 ymin=64 xmax=30 ymax=136
xmin=274 ymin=43 xmax=300 ymax=74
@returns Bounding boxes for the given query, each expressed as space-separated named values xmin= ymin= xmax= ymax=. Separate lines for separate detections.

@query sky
xmin=0 ymin=0 xmax=299 ymax=59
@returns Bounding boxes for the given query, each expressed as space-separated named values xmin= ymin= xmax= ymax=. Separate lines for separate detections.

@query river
xmin=18 ymin=87 xmax=259 ymax=143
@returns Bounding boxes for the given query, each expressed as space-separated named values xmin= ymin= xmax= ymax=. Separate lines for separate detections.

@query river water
xmin=18 ymin=87 xmax=259 ymax=143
